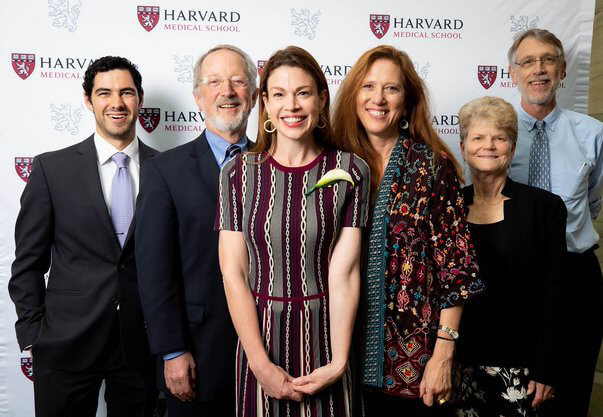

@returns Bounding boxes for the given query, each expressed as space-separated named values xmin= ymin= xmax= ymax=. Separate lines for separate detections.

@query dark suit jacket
xmin=135 ymin=131 xmax=237 ymax=401
xmin=460 ymin=178 xmax=568 ymax=385
xmin=9 ymin=135 xmax=158 ymax=373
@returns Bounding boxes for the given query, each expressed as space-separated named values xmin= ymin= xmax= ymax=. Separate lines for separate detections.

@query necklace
xmin=474 ymin=194 xmax=504 ymax=206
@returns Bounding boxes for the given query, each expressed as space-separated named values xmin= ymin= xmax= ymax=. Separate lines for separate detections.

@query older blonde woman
xmin=455 ymin=96 xmax=567 ymax=416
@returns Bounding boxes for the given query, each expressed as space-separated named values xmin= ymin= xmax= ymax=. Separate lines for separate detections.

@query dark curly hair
xmin=82 ymin=56 xmax=143 ymax=98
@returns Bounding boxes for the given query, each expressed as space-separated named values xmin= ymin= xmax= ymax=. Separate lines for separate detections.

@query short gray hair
xmin=192 ymin=44 xmax=257 ymax=95
xmin=458 ymin=96 xmax=518 ymax=145
xmin=507 ymin=29 xmax=565 ymax=68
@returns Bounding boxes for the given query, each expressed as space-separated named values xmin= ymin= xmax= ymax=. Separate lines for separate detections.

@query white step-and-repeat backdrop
xmin=0 ymin=0 xmax=596 ymax=415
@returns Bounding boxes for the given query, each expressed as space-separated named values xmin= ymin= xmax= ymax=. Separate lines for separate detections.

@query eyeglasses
xmin=514 ymin=55 xmax=561 ymax=68
xmin=201 ymin=76 xmax=249 ymax=89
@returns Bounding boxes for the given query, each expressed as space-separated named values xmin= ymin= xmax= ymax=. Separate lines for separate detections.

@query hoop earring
xmin=399 ymin=118 xmax=409 ymax=130
xmin=317 ymin=113 xmax=327 ymax=129
xmin=263 ymin=118 xmax=276 ymax=133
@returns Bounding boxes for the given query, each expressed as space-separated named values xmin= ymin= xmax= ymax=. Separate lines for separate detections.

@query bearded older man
xmin=135 ymin=45 xmax=258 ymax=417
xmin=508 ymin=29 xmax=603 ymax=417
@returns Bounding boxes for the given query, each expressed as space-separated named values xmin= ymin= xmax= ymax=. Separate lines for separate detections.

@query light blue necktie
xmin=528 ymin=120 xmax=551 ymax=191
xmin=110 ymin=153 xmax=134 ymax=247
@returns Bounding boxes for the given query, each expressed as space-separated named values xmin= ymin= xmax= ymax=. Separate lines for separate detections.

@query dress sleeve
xmin=341 ymin=154 xmax=371 ymax=228
xmin=215 ymin=155 xmax=242 ymax=232
xmin=428 ymin=155 xmax=484 ymax=309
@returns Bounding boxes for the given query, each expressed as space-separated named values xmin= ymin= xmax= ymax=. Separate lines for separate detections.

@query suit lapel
xmin=190 ymin=132 xmax=220 ymax=203
xmin=123 ymin=140 xmax=159 ymax=250
xmin=73 ymin=135 xmax=120 ymax=252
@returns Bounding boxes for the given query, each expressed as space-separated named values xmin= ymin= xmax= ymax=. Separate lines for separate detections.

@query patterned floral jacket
xmin=362 ymin=136 xmax=484 ymax=397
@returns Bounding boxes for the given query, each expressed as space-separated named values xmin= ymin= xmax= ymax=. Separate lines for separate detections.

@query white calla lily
xmin=305 ymin=168 xmax=355 ymax=196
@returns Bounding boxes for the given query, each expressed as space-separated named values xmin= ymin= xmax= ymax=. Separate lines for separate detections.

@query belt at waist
xmin=252 ymin=290 xmax=328 ymax=302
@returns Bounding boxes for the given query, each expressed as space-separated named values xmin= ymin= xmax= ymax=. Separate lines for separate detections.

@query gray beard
xmin=518 ymin=78 xmax=560 ymax=106
xmin=205 ymin=109 xmax=249 ymax=134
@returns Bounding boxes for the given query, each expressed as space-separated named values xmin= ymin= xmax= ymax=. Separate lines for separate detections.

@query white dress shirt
xmin=93 ymin=133 xmax=140 ymax=215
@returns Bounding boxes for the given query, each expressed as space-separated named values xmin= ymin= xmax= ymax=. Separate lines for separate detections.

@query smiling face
xmin=510 ymin=37 xmax=565 ymax=109
xmin=194 ymin=49 xmax=257 ymax=139
xmin=461 ymin=118 xmax=515 ymax=177
xmin=84 ymin=69 xmax=141 ymax=144
xmin=262 ymin=65 xmax=327 ymax=145
xmin=355 ymin=58 xmax=405 ymax=142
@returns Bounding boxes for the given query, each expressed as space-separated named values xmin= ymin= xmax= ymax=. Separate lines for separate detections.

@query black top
xmin=458 ymin=220 xmax=513 ymax=366
xmin=458 ymin=178 xmax=568 ymax=386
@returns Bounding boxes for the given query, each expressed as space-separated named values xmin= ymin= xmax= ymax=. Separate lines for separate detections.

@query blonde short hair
xmin=458 ymin=96 xmax=518 ymax=144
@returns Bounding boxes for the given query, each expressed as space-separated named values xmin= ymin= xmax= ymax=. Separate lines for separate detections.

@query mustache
xmin=216 ymin=98 xmax=241 ymax=106
xmin=528 ymin=75 xmax=551 ymax=83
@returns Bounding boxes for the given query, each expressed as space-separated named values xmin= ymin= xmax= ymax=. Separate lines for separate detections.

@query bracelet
xmin=437 ymin=335 xmax=455 ymax=342
xmin=438 ymin=325 xmax=459 ymax=340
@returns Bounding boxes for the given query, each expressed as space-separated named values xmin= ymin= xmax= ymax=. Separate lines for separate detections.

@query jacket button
xmin=112 ymin=296 xmax=119 ymax=305
xmin=118 ymin=264 xmax=125 ymax=270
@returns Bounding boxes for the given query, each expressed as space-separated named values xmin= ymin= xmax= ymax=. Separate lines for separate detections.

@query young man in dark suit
xmin=135 ymin=45 xmax=258 ymax=416
xmin=9 ymin=56 xmax=158 ymax=417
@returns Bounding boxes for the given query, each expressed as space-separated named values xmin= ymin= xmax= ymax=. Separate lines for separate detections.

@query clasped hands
xmin=252 ymin=360 xmax=345 ymax=401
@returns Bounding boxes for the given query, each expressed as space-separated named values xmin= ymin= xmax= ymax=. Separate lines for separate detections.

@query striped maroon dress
xmin=217 ymin=149 xmax=369 ymax=417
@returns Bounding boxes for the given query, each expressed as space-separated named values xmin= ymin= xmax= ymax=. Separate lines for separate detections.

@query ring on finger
xmin=437 ymin=397 xmax=447 ymax=405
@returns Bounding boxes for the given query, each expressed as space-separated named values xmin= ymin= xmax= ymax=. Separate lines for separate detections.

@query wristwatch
xmin=437 ymin=325 xmax=459 ymax=340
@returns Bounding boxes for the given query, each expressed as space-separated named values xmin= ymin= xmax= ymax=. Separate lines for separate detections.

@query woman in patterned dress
xmin=332 ymin=45 xmax=484 ymax=416
xmin=216 ymin=46 xmax=370 ymax=417
xmin=453 ymin=97 xmax=565 ymax=416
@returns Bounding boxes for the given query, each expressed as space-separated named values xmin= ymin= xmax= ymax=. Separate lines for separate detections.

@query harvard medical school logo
xmin=21 ymin=357 xmax=34 ymax=381
xmin=11 ymin=54 xmax=95 ymax=80
xmin=138 ymin=5 xmax=159 ymax=31
xmin=15 ymin=158 xmax=33 ymax=183
xmin=370 ymin=14 xmax=390 ymax=39
xmin=369 ymin=13 xmax=463 ymax=40
xmin=139 ymin=108 xmax=161 ymax=133
xmin=478 ymin=66 xmax=497 ymax=89
xmin=257 ymin=60 xmax=267 ymax=77
xmin=137 ymin=6 xmax=241 ymax=32
xmin=432 ymin=114 xmax=459 ymax=136
xmin=12 ymin=53 xmax=35 ymax=80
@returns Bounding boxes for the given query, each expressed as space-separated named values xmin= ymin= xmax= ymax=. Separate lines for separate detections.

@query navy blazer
xmin=136 ymin=131 xmax=238 ymax=400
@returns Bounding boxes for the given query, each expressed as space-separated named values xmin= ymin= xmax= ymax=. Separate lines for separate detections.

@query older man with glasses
xmin=508 ymin=28 xmax=603 ymax=417
xmin=135 ymin=44 xmax=258 ymax=417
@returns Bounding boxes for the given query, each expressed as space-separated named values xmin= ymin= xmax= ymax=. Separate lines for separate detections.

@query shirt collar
xmin=205 ymin=128 xmax=248 ymax=165
xmin=518 ymin=104 xmax=561 ymax=133
xmin=93 ymin=132 xmax=140 ymax=167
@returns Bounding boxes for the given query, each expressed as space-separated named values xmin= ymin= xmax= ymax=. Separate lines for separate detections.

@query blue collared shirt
xmin=509 ymin=105 xmax=603 ymax=253
xmin=205 ymin=128 xmax=249 ymax=169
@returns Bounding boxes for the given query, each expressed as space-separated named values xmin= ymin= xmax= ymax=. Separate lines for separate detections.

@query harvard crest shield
xmin=138 ymin=108 xmax=160 ymax=133
xmin=370 ymin=14 xmax=390 ymax=39
xmin=478 ymin=65 xmax=498 ymax=89
xmin=21 ymin=357 xmax=33 ymax=381
xmin=137 ymin=6 xmax=160 ymax=32
xmin=15 ymin=157 xmax=33 ymax=183
xmin=12 ymin=53 xmax=35 ymax=80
